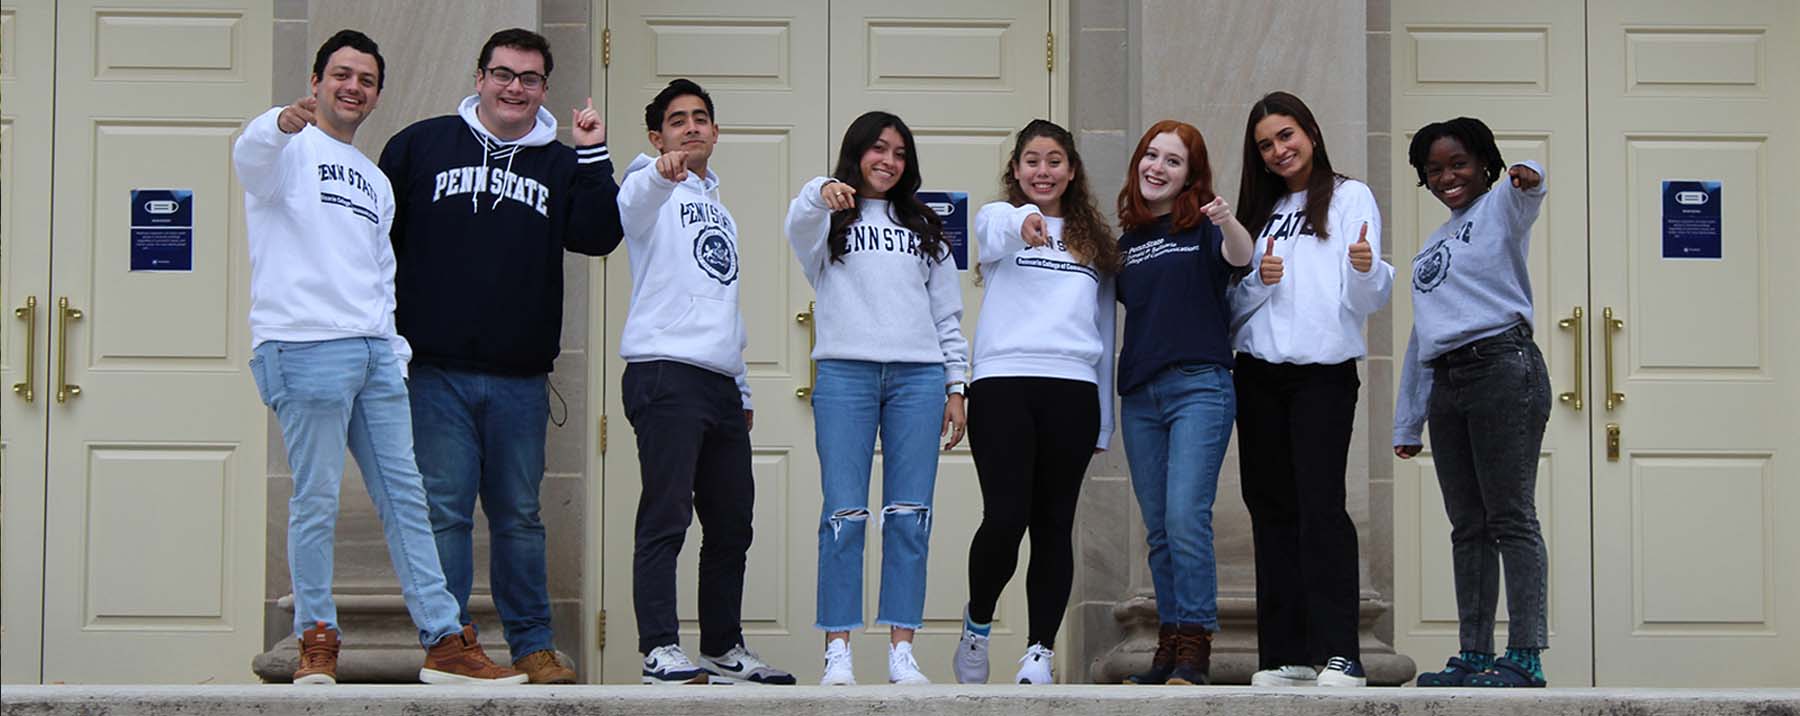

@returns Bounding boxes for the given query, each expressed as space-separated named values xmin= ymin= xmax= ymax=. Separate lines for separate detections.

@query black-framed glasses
xmin=483 ymin=66 xmax=547 ymax=90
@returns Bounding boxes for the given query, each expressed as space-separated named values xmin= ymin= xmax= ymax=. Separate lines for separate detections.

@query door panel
xmin=1587 ymin=0 xmax=1799 ymax=686
xmin=40 ymin=0 xmax=270 ymax=683
xmin=601 ymin=0 xmax=831 ymax=683
xmin=1389 ymin=0 xmax=1593 ymax=685
xmin=0 ymin=0 xmax=56 ymax=684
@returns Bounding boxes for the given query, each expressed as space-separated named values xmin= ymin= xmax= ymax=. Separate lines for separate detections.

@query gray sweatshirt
xmin=1394 ymin=160 xmax=1547 ymax=446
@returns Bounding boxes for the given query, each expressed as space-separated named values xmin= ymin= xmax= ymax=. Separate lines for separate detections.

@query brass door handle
xmin=1603 ymin=306 xmax=1624 ymax=411
xmin=1557 ymin=306 xmax=1583 ymax=411
xmin=56 ymin=297 xmax=83 ymax=403
xmin=795 ymin=301 xmax=816 ymax=399
xmin=12 ymin=296 xmax=36 ymax=402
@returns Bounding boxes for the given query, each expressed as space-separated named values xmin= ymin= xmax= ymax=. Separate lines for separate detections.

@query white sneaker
xmin=1014 ymin=643 xmax=1054 ymax=684
xmin=820 ymin=638 xmax=856 ymax=686
xmin=1316 ymin=656 xmax=1367 ymax=687
xmin=1251 ymin=664 xmax=1319 ymax=687
xmin=952 ymin=627 xmax=990 ymax=684
xmin=641 ymin=644 xmax=709 ymax=685
xmin=888 ymin=641 xmax=930 ymax=685
xmin=701 ymin=644 xmax=797 ymax=685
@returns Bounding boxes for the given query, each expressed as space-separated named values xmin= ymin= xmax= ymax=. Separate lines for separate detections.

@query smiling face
xmin=475 ymin=45 xmax=547 ymax=140
xmin=1423 ymin=135 xmax=1488 ymax=210
xmin=858 ymin=126 xmax=907 ymax=198
xmin=1254 ymin=113 xmax=1315 ymax=191
xmin=310 ymin=46 xmax=381 ymax=136
xmin=649 ymin=94 xmax=719 ymax=166
xmin=1012 ymin=135 xmax=1074 ymax=216
xmin=1137 ymin=131 xmax=1190 ymax=213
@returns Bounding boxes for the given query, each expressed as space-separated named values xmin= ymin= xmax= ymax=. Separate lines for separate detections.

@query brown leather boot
xmin=1123 ymin=623 xmax=1178 ymax=684
xmin=293 ymin=621 xmax=340 ymax=685
xmin=513 ymin=649 xmax=578 ymax=684
xmin=1166 ymin=624 xmax=1214 ymax=685
xmin=420 ymin=625 xmax=528 ymax=684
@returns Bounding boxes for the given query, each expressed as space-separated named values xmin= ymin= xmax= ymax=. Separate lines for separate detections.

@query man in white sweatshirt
xmin=615 ymin=79 xmax=793 ymax=686
xmin=234 ymin=29 xmax=524 ymax=686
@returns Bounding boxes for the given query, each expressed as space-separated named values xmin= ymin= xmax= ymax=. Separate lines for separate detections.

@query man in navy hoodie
xmin=378 ymin=27 xmax=622 ymax=684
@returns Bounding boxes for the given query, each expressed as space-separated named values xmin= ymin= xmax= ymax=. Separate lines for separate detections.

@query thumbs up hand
xmin=1348 ymin=222 xmax=1374 ymax=273
xmin=571 ymin=97 xmax=606 ymax=145
xmin=1258 ymin=235 xmax=1284 ymax=285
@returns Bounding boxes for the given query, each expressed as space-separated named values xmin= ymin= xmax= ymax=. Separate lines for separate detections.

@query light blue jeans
xmin=813 ymin=360 xmax=945 ymax=631
xmin=251 ymin=337 xmax=462 ymax=646
xmin=1120 ymin=361 xmax=1236 ymax=630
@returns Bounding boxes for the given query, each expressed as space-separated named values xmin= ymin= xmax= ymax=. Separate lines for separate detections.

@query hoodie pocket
xmin=655 ymin=295 xmax=739 ymax=346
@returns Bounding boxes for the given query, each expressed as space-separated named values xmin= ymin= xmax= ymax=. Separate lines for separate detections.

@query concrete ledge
xmin=3 ymin=685 xmax=1797 ymax=716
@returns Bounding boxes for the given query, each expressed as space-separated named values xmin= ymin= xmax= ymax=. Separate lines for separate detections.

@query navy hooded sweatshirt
xmin=379 ymin=95 xmax=624 ymax=376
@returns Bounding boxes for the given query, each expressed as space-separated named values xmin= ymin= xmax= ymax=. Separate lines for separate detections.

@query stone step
xmin=4 ymin=685 xmax=1797 ymax=716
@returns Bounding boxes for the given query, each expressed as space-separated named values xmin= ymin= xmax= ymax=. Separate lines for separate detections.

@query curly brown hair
xmin=1000 ymin=119 xmax=1119 ymax=274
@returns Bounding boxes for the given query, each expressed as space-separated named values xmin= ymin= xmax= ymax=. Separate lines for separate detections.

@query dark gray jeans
xmin=1427 ymin=323 xmax=1551 ymax=652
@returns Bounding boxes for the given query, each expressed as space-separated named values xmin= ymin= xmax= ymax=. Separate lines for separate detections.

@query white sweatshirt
xmin=972 ymin=202 xmax=1116 ymax=449
xmin=616 ymin=153 xmax=751 ymax=408
xmin=785 ymin=176 xmax=969 ymax=383
xmin=1229 ymin=178 xmax=1393 ymax=364
xmin=233 ymin=107 xmax=410 ymax=367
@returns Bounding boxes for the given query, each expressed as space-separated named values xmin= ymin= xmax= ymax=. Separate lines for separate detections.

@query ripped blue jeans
xmin=813 ymin=359 xmax=946 ymax=631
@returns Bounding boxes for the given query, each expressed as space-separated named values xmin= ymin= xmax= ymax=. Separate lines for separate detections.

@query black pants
xmin=623 ymin=360 xmax=754 ymax=656
xmin=965 ymin=377 xmax=1100 ymax=648
xmin=1233 ymin=354 xmax=1361 ymax=667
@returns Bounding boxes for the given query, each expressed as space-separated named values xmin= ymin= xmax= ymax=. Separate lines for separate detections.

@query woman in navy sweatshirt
xmin=1114 ymin=120 xmax=1255 ymax=686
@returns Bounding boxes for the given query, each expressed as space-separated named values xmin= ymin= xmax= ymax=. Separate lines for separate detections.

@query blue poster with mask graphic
xmin=1661 ymin=180 xmax=1721 ymax=260
xmin=919 ymin=190 xmax=968 ymax=270
xmin=131 ymin=189 xmax=194 ymax=271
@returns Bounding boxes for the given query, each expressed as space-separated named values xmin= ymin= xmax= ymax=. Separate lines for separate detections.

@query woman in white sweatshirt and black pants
xmin=950 ymin=120 xmax=1118 ymax=686
xmin=1228 ymin=92 xmax=1393 ymax=688
xmin=786 ymin=110 xmax=968 ymax=686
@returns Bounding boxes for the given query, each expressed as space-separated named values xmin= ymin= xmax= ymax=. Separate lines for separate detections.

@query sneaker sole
xmin=640 ymin=673 xmax=710 ymax=685
xmin=1317 ymin=676 xmax=1368 ymax=687
xmin=293 ymin=674 xmax=336 ymax=685
xmin=419 ymin=669 xmax=528 ymax=685
xmin=1251 ymin=675 xmax=1317 ymax=687
xmin=1166 ymin=677 xmax=1207 ymax=686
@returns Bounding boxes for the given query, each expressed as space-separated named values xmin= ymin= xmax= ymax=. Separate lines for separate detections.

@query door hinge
xmin=596 ymin=608 xmax=607 ymax=650
xmin=1045 ymin=31 xmax=1055 ymax=72
xmin=603 ymin=27 xmax=612 ymax=68
xmin=600 ymin=415 xmax=608 ymax=455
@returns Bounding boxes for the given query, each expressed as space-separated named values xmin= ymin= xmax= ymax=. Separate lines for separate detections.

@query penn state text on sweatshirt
xmin=1394 ymin=160 xmax=1548 ymax=445
xmin=235 ymin=107 xmax=409 ymax=366
xmin=1229 ymin=178 xmax=1393 ymax=364
xmin=616 ymin=153 xmax=751 ymax=408
xmin=1115 ymin=216 xmax=1238 ymax=395
xmin=785 ymin=176 xmax=969 ymax=383
xmin=973 ymin=202 xmax=1116 ymax=449
xmin=379 ymin=95 xmax=623 ymax=376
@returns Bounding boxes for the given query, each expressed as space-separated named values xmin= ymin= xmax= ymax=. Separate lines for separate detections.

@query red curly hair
xmin=1117 ymin=120 xmax=1216 ymax=233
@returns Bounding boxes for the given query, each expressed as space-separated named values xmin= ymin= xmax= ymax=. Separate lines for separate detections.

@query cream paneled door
xmin=827 ymin=0 xmax=1050 ymax=684
xmin=1586 ymin=0 xmax=1799 ymax=686
xmin=38 ymin=0 xmax=270 ymax=682
xmin=1 ymin=0 xmax=55 ymax=683
xmin=600 ymin=0 xmax=831 ymax=683
xmin=1389 ymin=0 xmax=1594 ymax=684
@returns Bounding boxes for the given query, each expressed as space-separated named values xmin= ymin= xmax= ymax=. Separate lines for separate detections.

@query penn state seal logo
xmin=694 ymin=226 xmax=738 ymax=285
xmin=1413 ymin=241 xmax=1452 ymax=293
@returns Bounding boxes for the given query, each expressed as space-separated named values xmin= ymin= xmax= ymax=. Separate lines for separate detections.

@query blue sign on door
xmin=1661 ymin=180 xmax=1721 ymax=260
xmin=131 ymin=188 xmax=194 ymax=271
xmin=918 ymin=190 xmax=969 ymax=270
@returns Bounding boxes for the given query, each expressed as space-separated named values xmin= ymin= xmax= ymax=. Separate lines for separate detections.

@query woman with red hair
xmin=1114 ymin=120 xmax=1254 ymax=686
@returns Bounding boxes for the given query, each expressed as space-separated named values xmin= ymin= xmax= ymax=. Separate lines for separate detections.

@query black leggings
xmin=964 ymin=376 xmax=1100 ymax=648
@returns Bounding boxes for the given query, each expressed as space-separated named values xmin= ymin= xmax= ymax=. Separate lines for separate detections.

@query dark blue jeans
xmin=1427 ymin=324 xmax=1551 ymax=652
xmin=409 ymin=365 xmax=554 ymax=658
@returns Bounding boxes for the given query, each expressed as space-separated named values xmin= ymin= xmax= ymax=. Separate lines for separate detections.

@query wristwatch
xmin=947 ymin=382 xmax=966 ymax=396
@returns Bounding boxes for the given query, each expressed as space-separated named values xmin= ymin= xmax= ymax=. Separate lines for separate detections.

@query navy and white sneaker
xmin=700 ymin=644 xmax=797 ymax=685
xmin=1316 ymin=656 xmax=1367 ymax=687
xmin=642 ymin=644 xmax=709 ymax=685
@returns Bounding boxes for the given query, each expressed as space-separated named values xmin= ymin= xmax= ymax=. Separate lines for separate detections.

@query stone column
xmin=253 ymin=0 xmax=601 ymax=682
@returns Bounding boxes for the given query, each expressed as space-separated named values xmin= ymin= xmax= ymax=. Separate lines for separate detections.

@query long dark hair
xmin=827 ymin=111 xmax=944 ymax=263
xmin=1117 ymin=120 xmax=1215 ymax=233
xmin=1000 ymin=120 xmax=1119 ymax=274
xmin=1237 ymin=91 xmax=1345 ymax=240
